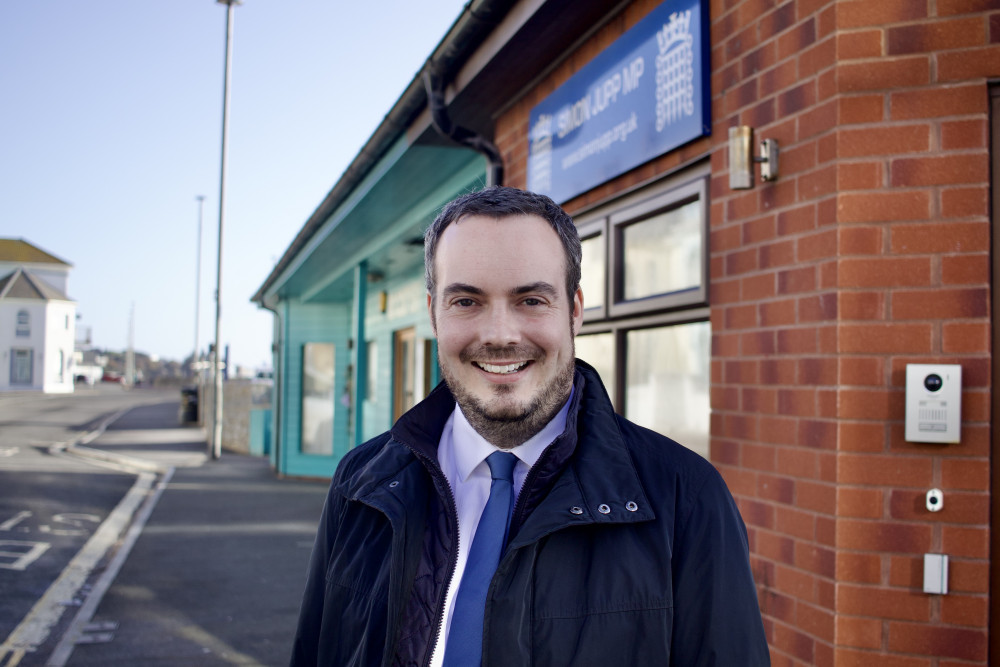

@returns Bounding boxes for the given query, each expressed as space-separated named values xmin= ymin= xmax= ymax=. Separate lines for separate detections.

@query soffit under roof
xmin=415 ymin=0 xmax=631 ymax=143
xmin=270 ymin=144 xmax=483 ymax=303
xmin=255 ymin=0 xmax=628 ymax=306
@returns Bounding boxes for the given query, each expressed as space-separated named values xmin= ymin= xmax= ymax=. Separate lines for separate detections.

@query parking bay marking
xmin=2 ymin=511 xmax=102 ymax=538
xmin=0 ymin=472 xmax=158 ymax=662
xmin=39 ymin=514 xmax=101 ymax=537
xmin=0 ymin=512 xmax=32 ymax=532
xmin=0 ymin=542 xmax=51 ymax=571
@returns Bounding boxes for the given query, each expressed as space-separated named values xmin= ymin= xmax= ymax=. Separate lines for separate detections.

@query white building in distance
xmin=0 ymin=239 xmax=76 ymax=393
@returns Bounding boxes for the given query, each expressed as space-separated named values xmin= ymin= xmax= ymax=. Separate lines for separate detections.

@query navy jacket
xmin=291 ymin=362 xmax=770 ymax=666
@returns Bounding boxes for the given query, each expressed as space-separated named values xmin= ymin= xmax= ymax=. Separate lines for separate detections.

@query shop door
xmin=394 ymin=328 xmax=416 ymax=421
xmin=393 ymin=328 xmax=432 ymax=421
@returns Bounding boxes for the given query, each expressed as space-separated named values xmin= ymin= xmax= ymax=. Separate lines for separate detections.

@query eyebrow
xmin=441 ymin=281 xmax=561 ymax=299
xmin=511 ymin=282 xmax=560 ymax=299
xmin=441 ymin=283 xmax=485 ymax=299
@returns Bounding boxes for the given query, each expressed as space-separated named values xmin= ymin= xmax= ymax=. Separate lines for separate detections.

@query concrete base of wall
xmin=199 ymin=378 xmax=273 ymax=455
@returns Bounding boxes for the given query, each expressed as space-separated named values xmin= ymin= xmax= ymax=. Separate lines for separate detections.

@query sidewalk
xmin=62 ymin=400 xmax=329 ymax=666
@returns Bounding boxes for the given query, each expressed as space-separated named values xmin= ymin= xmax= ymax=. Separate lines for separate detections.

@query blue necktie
xmin=442 ymin=451 xmax=517 ymax=666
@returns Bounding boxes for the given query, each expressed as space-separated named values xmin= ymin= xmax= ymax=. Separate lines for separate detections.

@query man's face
xmin=428 ymin=213 xmax=583 ymax=448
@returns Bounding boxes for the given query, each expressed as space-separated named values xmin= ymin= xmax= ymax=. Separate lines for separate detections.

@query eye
xmin=522 ymin=297 xmax=544 ymax=306
xmin=454 ymin=298 xmax=477 ymax=308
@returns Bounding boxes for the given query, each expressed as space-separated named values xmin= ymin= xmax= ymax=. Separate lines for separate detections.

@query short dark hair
xmin=424 ymin=186 xmax=582 ymax=303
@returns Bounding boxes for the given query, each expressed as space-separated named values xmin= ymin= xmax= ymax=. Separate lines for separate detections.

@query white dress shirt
xmin=429 ymin=391 xmax=573 ymax=667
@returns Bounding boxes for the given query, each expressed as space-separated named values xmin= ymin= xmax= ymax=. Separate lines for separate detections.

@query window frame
xmin=16 ymin=310 xmax=29 ymax=337
xmin=578 ymin=306 xmax=710 ymax=415
xmin=300 ymin=342 xmax=336 ymax=456
xmin=572 ymin=161 xmax=712 ymax=456
xmin=607 ymin=175 xmax=709 ymax=318
xmin=577 ymin=217 xmax=608 ymax=322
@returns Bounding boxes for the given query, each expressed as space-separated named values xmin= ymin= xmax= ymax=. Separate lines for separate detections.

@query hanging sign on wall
xmin=527 ymin=0 xmax=710 ymax=204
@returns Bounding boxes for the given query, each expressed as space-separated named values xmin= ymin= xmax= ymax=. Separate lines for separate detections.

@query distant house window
xmin=16 ymin=311 xmax=29 ymax=337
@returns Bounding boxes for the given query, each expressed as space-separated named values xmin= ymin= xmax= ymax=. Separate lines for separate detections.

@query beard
xmin=440 ymin=342 xmax=576 ymax=449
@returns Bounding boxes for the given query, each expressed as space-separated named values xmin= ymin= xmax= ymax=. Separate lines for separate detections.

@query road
xmin=0 ymin=385 xmax=181 ymax=666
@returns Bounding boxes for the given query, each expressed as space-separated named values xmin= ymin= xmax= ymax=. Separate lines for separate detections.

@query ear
xmin=426 ymin=292 xmax=437 ymax=335
xmin=571 ymin=287 xmax=584 ymax=336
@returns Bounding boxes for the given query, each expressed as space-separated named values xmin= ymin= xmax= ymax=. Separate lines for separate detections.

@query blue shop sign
xmin=527 ymin=0 xmax=710 ymax=204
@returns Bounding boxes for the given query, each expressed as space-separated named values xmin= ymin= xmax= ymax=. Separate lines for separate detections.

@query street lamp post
xmin=194 ymin=195 xmax=205 ymax=379
xmin=212 ymin=0 xmax=241 ymax=460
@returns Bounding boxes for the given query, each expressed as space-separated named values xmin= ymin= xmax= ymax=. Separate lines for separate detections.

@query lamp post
xmin=212 ymin=0 xmax=241 ymax=460
xmin=194 ymin=195 xmax=205 ymax=378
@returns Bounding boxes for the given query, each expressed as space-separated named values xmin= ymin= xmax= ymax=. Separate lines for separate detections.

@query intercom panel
xmin=904 ymin=364 xmax=961 ymax=444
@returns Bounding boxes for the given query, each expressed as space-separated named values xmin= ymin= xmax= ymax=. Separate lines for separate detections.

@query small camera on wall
xmin=926 ymin=488 xmax=943 ymax=512
xmin=904 ymin=364 xmax=961 ymax=444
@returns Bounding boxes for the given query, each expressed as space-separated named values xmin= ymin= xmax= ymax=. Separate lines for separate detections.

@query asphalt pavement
xmin=5 ymin=396 xmax=330 ymax=667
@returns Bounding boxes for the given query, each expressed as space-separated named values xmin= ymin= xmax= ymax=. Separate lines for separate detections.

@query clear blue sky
xmin=0 ymin=0 xmax=468 ymax=373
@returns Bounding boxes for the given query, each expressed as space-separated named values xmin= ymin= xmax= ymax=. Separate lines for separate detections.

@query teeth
xmin=477 ymin=361 xmax=528 ymax=374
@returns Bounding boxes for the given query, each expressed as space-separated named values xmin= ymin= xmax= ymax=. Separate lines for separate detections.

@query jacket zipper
xmin=510 ymin=443 xmax=553 ymax=535
xmin=410 ymin=449 xmax=460 ymax=667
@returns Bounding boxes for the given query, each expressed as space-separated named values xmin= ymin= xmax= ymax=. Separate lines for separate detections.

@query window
xmin=301 ymin=343 xmax=335 ymax=455
xmin=578 ymin=224 xmax=606 ymax=316
xmin=16 ymin=310 xmax=29 ymax=337
xmin=576 ymin=164 xmax=711 ymax=457
xmin=609 ymin=176 xmax=707 ymax=317
xmin=575 ymin=331 xmax=615 ymax=406
xmin=625 ymin=322 xmax=710 ymax=457
xmin=366 ymin=340 xmax=378 ymax=402
xmin=621 ymin=198 xmax=702 ymax=301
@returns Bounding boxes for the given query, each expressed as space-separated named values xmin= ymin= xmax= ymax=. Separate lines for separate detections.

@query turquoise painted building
xmin=253 ymin=134 xmax=484 ymax=477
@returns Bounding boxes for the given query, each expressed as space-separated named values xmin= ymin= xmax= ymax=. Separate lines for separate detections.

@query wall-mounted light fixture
xmin=379 ymin=290 xmax=388 ymax=314
xmin=728 ymin=126 xmax=779 ymax=190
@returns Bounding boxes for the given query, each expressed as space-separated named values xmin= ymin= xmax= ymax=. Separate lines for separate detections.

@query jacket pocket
xmin=531 ymin=604 xmax=673 ymax=666
xmin=317 ymin=503 xmax=393 ymax=665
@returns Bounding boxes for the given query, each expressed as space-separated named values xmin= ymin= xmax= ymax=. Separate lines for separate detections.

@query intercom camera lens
xmin=924 ymin=374 xmax=943 ymax=392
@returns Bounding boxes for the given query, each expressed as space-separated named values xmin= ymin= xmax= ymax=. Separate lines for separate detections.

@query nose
xmin=480 ymin=304 xmax=522 ymax=347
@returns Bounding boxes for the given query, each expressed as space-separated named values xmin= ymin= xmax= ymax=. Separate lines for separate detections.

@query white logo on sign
xmin=655 ymin=10 xmax=695 ymax=132
xmin=528 ymin=113 xmax=554 ymax=194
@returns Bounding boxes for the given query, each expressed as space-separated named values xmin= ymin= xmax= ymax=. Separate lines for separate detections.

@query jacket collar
xmin=340 ymin=360 xmax=654 ymax=536
xmin=507 ymin=360 xmax=654 ymax=549
xmin=338 ymin=380 xmax=456 ymax=506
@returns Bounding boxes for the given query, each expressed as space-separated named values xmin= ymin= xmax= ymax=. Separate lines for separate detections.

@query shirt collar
xmin=451 ymin=386 xmax=575 ymax=483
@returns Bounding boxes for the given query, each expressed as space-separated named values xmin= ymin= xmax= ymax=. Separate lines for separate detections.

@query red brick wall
xmin=710 ymin=3 xmax=841 ymax=663
xmin=495 ymin=0 xmax=995 ymax=664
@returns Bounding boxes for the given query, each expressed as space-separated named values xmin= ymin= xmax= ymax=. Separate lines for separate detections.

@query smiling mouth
xmin=474 ymin=361 xmax=531 ymax=375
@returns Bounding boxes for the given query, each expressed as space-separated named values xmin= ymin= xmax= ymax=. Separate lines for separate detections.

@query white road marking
xmin=0 ymin=541 xmax=50 ymax=571
xmin=0 ymin=472 xmax=156 ymax=660
xmin=46 ymin=469 xmax=175 ymax=667
xmin=0 ymin=512 xmax=31 ymax=532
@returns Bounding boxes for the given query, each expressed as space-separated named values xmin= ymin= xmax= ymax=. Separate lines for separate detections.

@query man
xmin=291 ymin=187 xmax=770 ymax=666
